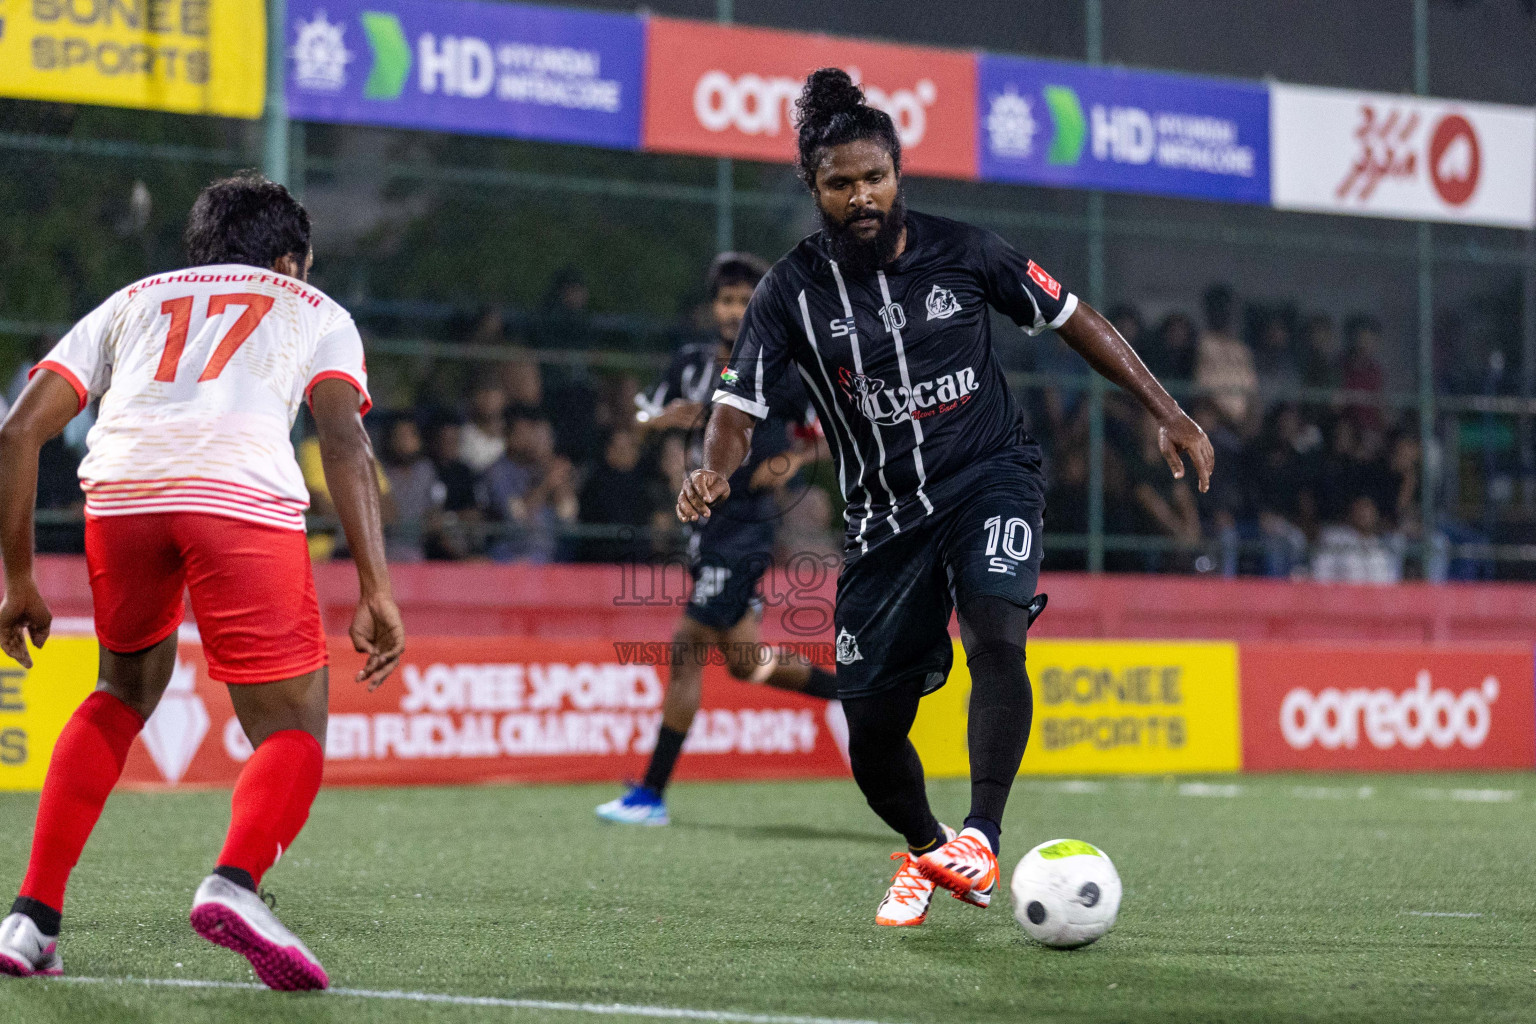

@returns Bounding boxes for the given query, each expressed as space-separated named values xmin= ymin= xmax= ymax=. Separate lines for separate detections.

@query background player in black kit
xmin=679 ymin=70 xmax=1214 ymax=925
xmin=597 ymin=254 xmax=839 ymax=827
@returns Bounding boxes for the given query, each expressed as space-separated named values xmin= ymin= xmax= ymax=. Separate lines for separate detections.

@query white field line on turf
xmin=1412 ymin=788 xmax=1519 ymax=803
xmin=1022 ymin=780 xmax=1106 ymax=794
xmin=1291 ymin=786 xmax=1375 ymax=800
xmin=58 ymin=977 xmax=905 ymax=1024
xmin=1405 ymin=911 xmax=1485 ymax=918
xmin=1177 ymin=782 xmax=1243 ymax=798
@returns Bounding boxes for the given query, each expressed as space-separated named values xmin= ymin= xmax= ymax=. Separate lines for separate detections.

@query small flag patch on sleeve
xmin=720 ymin=367 xmax=740 ymax=386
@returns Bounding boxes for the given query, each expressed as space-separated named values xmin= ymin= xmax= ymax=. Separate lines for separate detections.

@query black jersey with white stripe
xmin=713 ymin=210 xmax=1076 ymax=552
xmin=644 ymin=336 xmax=813 ymax=558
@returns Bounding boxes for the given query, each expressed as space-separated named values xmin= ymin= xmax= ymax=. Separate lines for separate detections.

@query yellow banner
xmin=911 ymin=640 xmax=1241 ymax=776
xmin=0 ymin=0 xmax=265 ymax=118
xmin=0 ymin=637 xmax=99 ymax=792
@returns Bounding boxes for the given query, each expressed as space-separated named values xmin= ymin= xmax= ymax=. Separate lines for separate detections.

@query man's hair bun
xmin=794 ymin=68 xmax=901 ymax=190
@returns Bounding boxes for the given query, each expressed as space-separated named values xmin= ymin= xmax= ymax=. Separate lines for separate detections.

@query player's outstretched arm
xmin=0 ymin=372 xmax=80 ymax=667
xmin=311 ymin=378 xmax=404 ymax=690
xmin=678 ymin=404 xmax=755 ymax=522
xmin=1056 ymin=302 xmax=1215 ymax=493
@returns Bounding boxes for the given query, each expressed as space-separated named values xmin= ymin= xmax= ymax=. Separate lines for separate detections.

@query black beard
xmin=821 ymin=194 xmax=906 ymax=275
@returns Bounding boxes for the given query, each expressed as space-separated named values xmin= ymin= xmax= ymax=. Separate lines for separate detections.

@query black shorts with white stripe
xmin=831 ymin=452 xmax=1046 ymax=700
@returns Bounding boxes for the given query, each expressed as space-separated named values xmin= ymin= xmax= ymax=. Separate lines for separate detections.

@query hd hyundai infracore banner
xmin=284 ymin=0 xmax=645 ymax=149
xmin=272 ymin=2 xmax=1536 ymax=227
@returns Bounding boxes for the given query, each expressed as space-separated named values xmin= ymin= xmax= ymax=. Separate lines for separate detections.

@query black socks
xmin=642 ymin=725 xmax=688 ymax=794
xmin=963 ymin=816 xmax=1003 ymax=855
xmin=214 ymin=865 xmax=257 ymax=893
xmin=11 ymin=896 xmax=60 ymax=936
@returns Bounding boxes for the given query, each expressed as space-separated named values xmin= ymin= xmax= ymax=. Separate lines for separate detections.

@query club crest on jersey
xmin=719 ymin=367 xmax=740 ymax=386
xmin=925 ymin=284 xmax=962 ymax=321
xmin=838 ymin=366 xmax=979 ymax=427
xmin=1026 ymin=260 xmax=1062 ymax=300
xmin=836 ymin=629 xmax=864 ymax=665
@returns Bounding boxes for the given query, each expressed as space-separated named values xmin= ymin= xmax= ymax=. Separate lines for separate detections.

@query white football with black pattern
xmin=1011 ymin=838 xmax=1121 ymax=948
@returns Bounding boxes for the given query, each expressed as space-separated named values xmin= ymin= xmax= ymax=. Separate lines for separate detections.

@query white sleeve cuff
xmin=1044 ymin=292 xmax=1080 ymax=333
xmin=712 ymin=390 xmax=770 ymax=420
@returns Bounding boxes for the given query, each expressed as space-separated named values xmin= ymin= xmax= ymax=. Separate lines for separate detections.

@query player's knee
xmin=965 ymin=640 xmax=1032 ymax=709
xmin=725 ymin=646 xmax=769 ymax=681
xmin=95 ymin=680 xmax=160 ymax=722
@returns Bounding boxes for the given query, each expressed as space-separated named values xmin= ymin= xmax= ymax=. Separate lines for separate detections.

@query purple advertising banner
xmin=979 ymin=55 xmax=1270 ymax=204
xmin=285 ymin=0 xmax=644 ymax=149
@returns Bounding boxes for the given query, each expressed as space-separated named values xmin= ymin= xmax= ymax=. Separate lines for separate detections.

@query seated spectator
xmin=478 ymin=411 xmax=577 ymax=562
xmin=1232 ymin=405 xmax=1318 ymax=577
xmin=499 ymin=351 xmax=546 ymax=420
xmin=1143 ymin=311 xmax=1197 ymax=383
xmin=1106 ymin=303 xmax=1145 ymax=354
xmin=298 ymin=428 xmax=395 ymax=562
xmin=1311 ymin=495 xmax=1405 ymax=584
xmin=575 ymin=427 xmax=662 ymax=563
xmin=1385 ymin=431 xmax=1423 ymax=535
xmin=1042 ymin=448 xmax=1090 ymax=572
xmin=425 ymin=417 xmax=481 ymax=560
xmin=460 ymin=381 xmax=508 ymax=474
xmin=1341 ymin=314 xmax=1386 ymax=432
xmin=1195 ymin=284 xmax=1257 ymax=428
xmin=381 ymin=417 xmax=445 ymax=562
xmin=35 ymin=436 xmax=84 ymax=554
xmin=650 ymin=433 xmax=690 ymax=559
xmin=1252 ymin=309 xmax=1300 ymax=398
xmin=1126 ymin=413 xmax=1201 ymax=570
xmin=1298 ymin=314 xmax=1343 ymax=392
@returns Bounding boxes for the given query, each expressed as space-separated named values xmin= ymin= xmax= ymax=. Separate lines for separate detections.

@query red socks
xmin=216 ymin=730 xmax=324 ymax=886
xmin=20 ymin=691 xmax=144 ymax=912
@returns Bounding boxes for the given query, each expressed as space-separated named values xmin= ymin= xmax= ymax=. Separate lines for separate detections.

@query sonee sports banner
xmin=0 ymin=0 xmax=265 ymax=118
xmin=910 ymin=639 xmax=1244 ymax=777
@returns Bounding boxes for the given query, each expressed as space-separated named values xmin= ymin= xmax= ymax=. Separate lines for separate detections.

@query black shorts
xmin=833 ymin=462 xmax=1045 ymax=699
xmin=684 ymin=550 xmax=770 ymax=631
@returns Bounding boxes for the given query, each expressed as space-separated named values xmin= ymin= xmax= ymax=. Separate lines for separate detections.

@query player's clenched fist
xmin=677 ymin=469 xmax=730 ymax=523
xmin=0 ymin=581 xmax=51 ymax=670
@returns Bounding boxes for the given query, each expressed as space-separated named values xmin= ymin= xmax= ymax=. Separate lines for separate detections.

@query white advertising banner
xmin=1271 ymin=83 xmax=1536 ymax=228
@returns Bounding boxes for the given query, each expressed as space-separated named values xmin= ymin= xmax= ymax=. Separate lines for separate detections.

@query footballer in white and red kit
xmin=0 ymin=174 xmax=404 ymax=990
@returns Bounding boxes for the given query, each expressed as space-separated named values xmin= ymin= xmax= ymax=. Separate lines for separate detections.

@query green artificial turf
xmin=0 ymin=773 xmax=1532 ymax=1023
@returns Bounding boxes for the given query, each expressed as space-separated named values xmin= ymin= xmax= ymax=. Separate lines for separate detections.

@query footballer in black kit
xmin=681 ymin=70 xmax=1214 ymax=926
xmin=596 ymin=253 xmax=839 ymax=828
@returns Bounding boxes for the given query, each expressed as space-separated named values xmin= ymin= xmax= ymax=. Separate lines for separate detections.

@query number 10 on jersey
xmin=156 ymin=293 xmax=274 ymax=383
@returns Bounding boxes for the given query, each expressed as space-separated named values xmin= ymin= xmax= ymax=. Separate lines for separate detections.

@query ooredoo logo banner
xmin=116 ymin=636 xmax=849 ymax=788
xmin=642 ymin=17 xmax=977 ymax=180
xmin=1271 ymin=83 xmax=1536 ymax=228
xmin=1240 ymin=644 xmax=1536 ymax=771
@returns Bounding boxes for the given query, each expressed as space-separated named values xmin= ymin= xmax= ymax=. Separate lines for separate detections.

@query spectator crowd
xmin=8 ymin=280 xmax=1495 ymax=584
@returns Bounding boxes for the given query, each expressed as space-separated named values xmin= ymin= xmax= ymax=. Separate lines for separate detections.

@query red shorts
xmin=85 ymin=512 xmax=328 ymax=684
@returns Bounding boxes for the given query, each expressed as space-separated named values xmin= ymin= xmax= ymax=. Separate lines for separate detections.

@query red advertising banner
xmin=641 ymin=17 xmax=977 ymax=180
xmin=1240 ymin=644 xmax=1535 ymax=771
xmin=119 ymin=637 xmax=850 ymax=788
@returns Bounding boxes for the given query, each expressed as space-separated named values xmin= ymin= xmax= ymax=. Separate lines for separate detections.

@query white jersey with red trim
xmin=35 ymin=264 xmax=371 ymax=532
